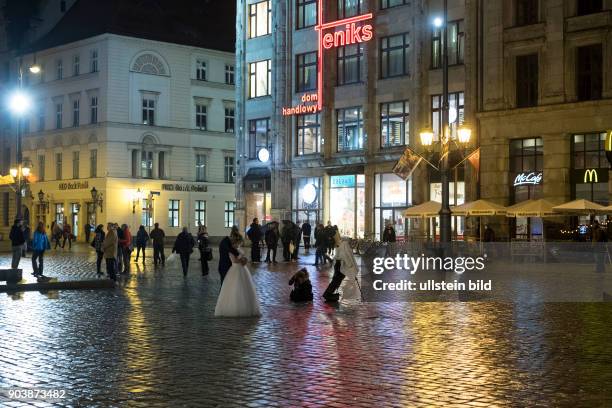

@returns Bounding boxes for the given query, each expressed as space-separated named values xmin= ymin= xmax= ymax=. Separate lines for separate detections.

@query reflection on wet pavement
xmin=0 ymin=246 xmax=611 ymax=406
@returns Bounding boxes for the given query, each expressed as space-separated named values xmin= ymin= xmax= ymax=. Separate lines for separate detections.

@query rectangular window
xmin=296 ymin=52 xmax=317 ymax=92
xmin=248 ymin=118 xmax=270 ymax=159
xmin=224 ymin=201 xmax=236 ymax=228
xmin=516 ymin=0 xmax=538 ymax=26
xmin=196 ymin=154 xmax=207 ymax=182
xmin=338 ymin=0 xmax=364 ymax=18
xmin=296 ymin=0 xmax=317 ymax=29
xmin=381 ymin=32 xmax=410 ymax=78
xmin=158 ymin=151 xmax=165 ymax=179
xmin=577 ymin=0 xmax=602 ymax=15
xmin=516 ymin=54 xmax=538 ymax=108
xmin=225 ymin=108 xmax=235 ymax=133
xmin=90 ymin=149 xmax=97 ymax=178
xmin=510 ymin=137 xmax=544 ymax=203
xmin=141 ymin=151 xmax=153 ymax=178
xmin=38 ymin=155 xmax=45 ymax=181
xmin=142 ymin=198 xmax=153 ymax=227
xmin=90 ymin=96 xmax=98 ymax=124
xmin=195 ymin=104 xmax=207 ymax=129
xmin=55 ymin=103 xmax=63 ymax=129
xmin=56 ymin=60 xmax=63 ymax=80
xmin=337 ymin=44 xmax=363 ymax=85
xmin=90 ymin=49 xmax=98 ymax=73
xmin=55 ymin=203 xmax=64 ymax=225
xmin=225 ymin=64 xmax=235 ymax=85
xmin=72 ymin=151 xmax=79 ymax=179
xmin=431 ymin=20 xmax=464 ymax=69
xmin=249 ymin=0 xmax=272 ymax=38
xmin=168 ymin=200 xmax=180 ymax=227
xmin=196 ymin=60 xmax=206 ymax=81
xmin=73 ymin=55 xmax=80 ymax=76
xmin=38 ymin=103 xmax=45 ymax=131
xmin=381 ymin=101 xmax=409 ymax=147
xmin=249 ymin=60 xmax=271 ymax=98
xmin=224 ymin=156 xmax=235 ymax=183
xmin=381 ymin=0 xmax=408 ymax=9
xmin=337 ymin=107 xmax=364 ymax=151
xmin=576 ymin=44 xmax=602 ymax=101
xmin=55 ymin=153 xmax=62 ymax=180
xmin=297 ymin=113 xmax=321 ymax=155
xmin=72 ymin=99 xmax=80 ymax=127
xmin=195 ymin=200 xmax=206 ymax=226
xmin=431 ymin=92 xmax=464 ymax=140
xmin=142 ymin=98 xmax=155 ymax=125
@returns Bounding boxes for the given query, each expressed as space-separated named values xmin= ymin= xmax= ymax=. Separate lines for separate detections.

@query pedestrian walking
xmin=91 ymin=224 xmax=105 ymax=275
xmin=150 ymin=223 xmax=166 ymax=266
xmin=119 ymin=224 xmax=133 ymax=273
xmin=134 ymin=225 xmax=149 ymax=264
xmin=31 ymin=222 xmax=51 ymax=277
xmin=314 ymin=223 xmax=326 ymax=265
xmin=301 ymin=221 xmax=312 ymax=253
xmin=173 ymin=227 xmax=195 ymax=277
xmin=264 ymin=221 xmax=279 ymax=263
xmin=84 ymin=221 xmax=92 ymax=243
xmin=62 ymin=223 xmax=73 ymax=249
xmin=197 ymin=225 xmax=211 ymax=276
xmin=9 ymin=218 xmax=25 ymax=269
xmin=246 ymin=218 xmax=263 ymax=262
xmin=52 ymin=222 xmax=62 ymax=249
xmin=102 ymin=223 xmax=118 ymax=281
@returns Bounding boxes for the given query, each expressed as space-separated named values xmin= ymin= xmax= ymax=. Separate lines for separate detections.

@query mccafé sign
xmin=513 ymin=172 xmax=543 ymax=187
xmin=282 ymin=1 xmax=374 ymax=116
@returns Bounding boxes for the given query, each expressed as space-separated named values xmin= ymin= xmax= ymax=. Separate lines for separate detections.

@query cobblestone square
xmin=1 ymin=245 xmax=612 ymax=407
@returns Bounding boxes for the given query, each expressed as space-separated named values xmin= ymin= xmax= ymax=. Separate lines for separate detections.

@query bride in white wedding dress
xmin=214 ymin=236 xmax=261 ymax=317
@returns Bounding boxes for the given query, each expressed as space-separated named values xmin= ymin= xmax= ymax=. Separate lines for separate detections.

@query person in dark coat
xmin=134 ymin=225 xmax=149 ymax=263
xmin=172 ymin=227 xmax=195 ymax=277
xmin=314 ymin=223 xmax=325 ymax=265
xmin=483 ymin=225 xmax=496 ymax=242
xmin=382 ymin=224 xmax=397 ymax=243
xmin=292 ymin=222 xmax=302 ymax=261
xmin=91 ymin=224 xmax=105 ymax=275
xmin=289 ymin=268 xmax=313 ymax=302
xmin=150 ymin=223 xmax=166 ymax=266
xmin=9 ymin=218 xmax=25 ymax=269
xmin=280 ymin=220 xmax=293 ymax=262
xmin=218 ymin=226 xmax=244 ymax=284
xmin=265 ymin=221 xmax=279 ymax=263
xmin=301 ymin=221 xmax=312 ymax=253
xmin=197 ymin=225 xmax=211 ymax=276
xmin=84 ymin=222 xmax=92 ymax=243
xmin=324 ymin=222 xmax=335 ymax=256
xmin=246 ymin=218 xmax=263 ymax=262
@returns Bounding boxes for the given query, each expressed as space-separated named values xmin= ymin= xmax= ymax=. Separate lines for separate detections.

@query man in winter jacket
xmin=301 ymin=221 xmax=312 ymax=253
xmin=150 ymin=223 xmax=166 ymax=266
xmin=246 ymin=218 xmax=263 ymax=262
xmin=9 ymin=218 xmax=25 ymax=269
xmin=265 ymin=222 xmax=279 ymax=263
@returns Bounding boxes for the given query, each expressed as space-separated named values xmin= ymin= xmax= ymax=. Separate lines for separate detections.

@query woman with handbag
xmin=197 ymin=225 xmax=211 ymax=276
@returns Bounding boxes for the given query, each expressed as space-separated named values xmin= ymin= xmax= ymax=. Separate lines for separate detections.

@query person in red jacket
xmin=119 ymin=224 xmax=133 ymax=274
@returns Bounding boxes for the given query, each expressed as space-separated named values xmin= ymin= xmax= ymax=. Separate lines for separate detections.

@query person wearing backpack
xmin=31 ymin=222 xmax=51 ymax=277
xmin=91 ymin=224 xmax=106 ymax=276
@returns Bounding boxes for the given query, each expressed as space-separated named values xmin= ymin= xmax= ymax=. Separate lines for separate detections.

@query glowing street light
xmin=8 ymin=90 xmax=32 ymax=116
xmin=419 ymin=128 xmax=435 ymax=147
xmin=433 ymin=17 xmax=443 ymax=28
xmin=457 ymin=125 xmax=472 ymax=144
xmin=29 ymin=64 xmax=41 ymax=74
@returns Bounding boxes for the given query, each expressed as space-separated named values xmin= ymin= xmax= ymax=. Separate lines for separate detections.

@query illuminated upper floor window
xmin=249 ymin=0 xmax=272 ymax=38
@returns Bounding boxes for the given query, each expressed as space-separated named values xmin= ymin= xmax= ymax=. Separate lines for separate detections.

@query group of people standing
xmin=245 ymin=218 xmax=319 ymax=264
xmin=9 ymin=217 xmax=51 ymax=278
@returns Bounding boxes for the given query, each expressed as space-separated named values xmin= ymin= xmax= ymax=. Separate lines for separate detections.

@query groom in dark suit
xmin=218 ymin=233 xmax=243 ymax=284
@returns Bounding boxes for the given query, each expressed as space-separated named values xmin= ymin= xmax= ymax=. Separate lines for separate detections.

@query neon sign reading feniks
xmin=282 ymin=2 xmax=374 ymax=116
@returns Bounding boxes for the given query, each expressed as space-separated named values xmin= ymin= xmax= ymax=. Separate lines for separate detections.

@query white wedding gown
xmin=215 ymin=250 xmax=261 ymax=317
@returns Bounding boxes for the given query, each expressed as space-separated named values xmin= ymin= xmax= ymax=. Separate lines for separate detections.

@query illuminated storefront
xmin=374 ymin=173 xmax=412 ymax=240
xmin=292 ymin=177 xmax=322 ymax=224
xmin=329 ymin=175 xmax=365 ymax=238
xmin=244 ymin=168 xmax=272 ymax=224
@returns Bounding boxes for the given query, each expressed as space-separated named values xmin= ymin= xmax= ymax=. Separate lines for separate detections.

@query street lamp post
xmin=438 ymin=0 xmax=452 ymax=244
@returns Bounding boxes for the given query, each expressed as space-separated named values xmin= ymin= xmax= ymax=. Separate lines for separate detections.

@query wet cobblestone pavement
xmin=1 ymin=245 xmax=612 ymax=407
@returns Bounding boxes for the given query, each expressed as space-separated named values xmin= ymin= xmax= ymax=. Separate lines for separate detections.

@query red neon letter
xmin=323 ymin=33 xmax=334 ymax=49
xmin=334 ymin=31 xmax=345 ymax=47
xmin=361 ymin=24 xmax=373 ymax=42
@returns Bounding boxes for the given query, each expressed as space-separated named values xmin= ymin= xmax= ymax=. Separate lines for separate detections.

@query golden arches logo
xmin=606 ymin=130 xmax=612 ymax=152
xmin=584 ymin=169 xmax=599 ymax=183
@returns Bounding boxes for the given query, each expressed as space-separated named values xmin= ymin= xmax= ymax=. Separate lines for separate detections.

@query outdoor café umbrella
xmin=452 ymin=199 xmax=507 ymax=249
xmin=553 ymin=199 xmax=606 ymax=215
xmin=506 ymin=199 xmax=557 ymax=241
xmin=403 ymin=201 xmax=442 ymax=240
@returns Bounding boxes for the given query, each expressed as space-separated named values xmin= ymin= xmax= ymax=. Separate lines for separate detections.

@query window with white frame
xmin=55 ymin=153 xmax=62 ymax=180
xmin=73 ymin=55 xmax=80 ymax=76
xmin=249 ymin=0 xmax=271 ymax=38
xmin=224 ymin=156 xmax=235 ymax=183
xmin=195 ymin=154 xmax=207 ymax=182
xmin=297 ymin=114 xmax=320 ymax=155
xmin=168 ymin=200 xmax=180 ymax=227
xmin=142 ymin=97 xmax=155 ymax=125
xmin=225 ymin=107 xmax=235 ymax=133
xmin=196 ymin=60 xmax=207 ymax=81
xmin=224 ymin=201 xmax=236 ymax=227
xmin=90 ymin=96 xmax=98 ymax=124
xmin=195 ymin=104 xmax=207 ymax=129
xmin=56 ymin=59 xmax=63 ymax=80
xmin=194 ymin=200 xmax=206 ymax=227
xmin=249 ymin=60 xmax=271 ymax=98
xmin=72 ymin=99 xmax=80 ymax=127
xmin=90 ymin=149 xmax=97 ymax=178
xmin=141 ymin=151 xmax=153 ymax=178
xmin=72 ymin=151 xmax=79 ymax=179
xmin=225 ymin=64 xmax=235 ymax=84
xmin=90 ymin=49 xmax=98 ymax=72
xmin=55 ymin=103 xmax=63 ymax=129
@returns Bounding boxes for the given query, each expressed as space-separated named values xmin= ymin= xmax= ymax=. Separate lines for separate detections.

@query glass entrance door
xmin=71 ymin=203 xmax=79 ymax=238
xmin=329 ymin=175 xmax=365 ymax=238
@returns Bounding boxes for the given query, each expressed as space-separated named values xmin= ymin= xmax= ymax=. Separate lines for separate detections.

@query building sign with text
xmin=282 ymin=1 xmax=374 ymax=116
xmin=59 ymin=181 xmax=89 ymax=190
xmin=575 ymin=168 xmax=609 ymax=184
xmin=161 ymin=184 xmax=208 ymax=192
xmin=513 ymin=172 xmax=543 ymax=187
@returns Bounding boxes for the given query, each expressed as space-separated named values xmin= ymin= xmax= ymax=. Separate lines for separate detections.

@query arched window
xmin=131 ymin=53 xmax=168 ymax=76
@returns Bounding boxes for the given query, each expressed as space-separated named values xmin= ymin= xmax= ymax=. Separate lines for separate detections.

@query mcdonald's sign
xmin=576 ymin=168 xmax=608 ymax=184
xmin=606 ymin=130 xmax=612 ymax=166
xmin=584 ymin=169 xmax=598 ymax=183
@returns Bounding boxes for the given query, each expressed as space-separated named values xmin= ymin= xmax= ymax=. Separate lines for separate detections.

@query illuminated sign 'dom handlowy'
xmin=282 ymin=1 xmax=374 ymax=116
